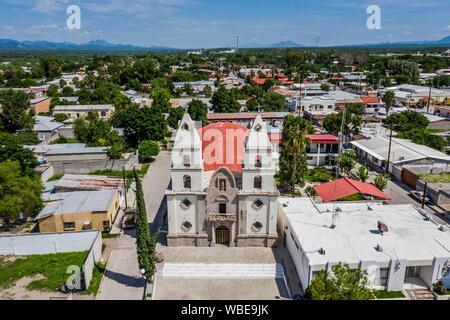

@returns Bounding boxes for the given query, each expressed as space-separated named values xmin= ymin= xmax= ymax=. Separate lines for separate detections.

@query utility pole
xmin=385 ymin=126 xmax=393 ymax=174
xmin=427 ymin=80 xmax=432 ymax=114
xmin=336 ymin=106 xmax=347 ymax=179
xmin=422 ymin=182 xmax=428 ymax=209
xmin=298 ymin=80 xmax=302 ymax=118
xmin=122 ymin=166 xmax=128 ymax=210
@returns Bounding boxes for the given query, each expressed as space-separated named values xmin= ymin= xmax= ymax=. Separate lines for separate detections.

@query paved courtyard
xmin=153 ymin=245 xmax=301 ymax=300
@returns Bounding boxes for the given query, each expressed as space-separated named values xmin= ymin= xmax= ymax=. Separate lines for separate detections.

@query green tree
xmin=183 ymin=83 xmax=194 ymax=95
xmin=204 ymin=85 xmax=212 ymax=98
xmin=53 ymin=113 xmax=69 ymax=123
xmin=188 ymin=99 xmax=208 ymax=125
xmin=167 ymin=107 xmax=185 ymax=129
xmin=323 ymin=106 xmax=362 ymax=136
xmin=151 ymin=87 xmax=172 ymax=113
xmin=211 ymin=87 xmax=240 ymax=113
xmin=260 ymin=92 xmax=288 ymax=112
xmin=374 ymin=173 xmax=389 ymax=191
xmin=0 ymin=89 xmax=34 ymax=133
xmin=134 ymin=169 xmax=157 ymax=279
xmin=320 ymin=83 xmax=331 ymax=92
xmin=358 ymin=165 xmax=369 ymax=183
xmin=278 ymin=115 xmax=315 ymax=193
xmin=0 ymin=132 xmax=39 ymax=177
xmin=117 ymin=106 xmax=168 ymax=147
xmin=382 ymin=90 xmax=396 ymax=115
xmin=47 ymin=85 xmax=59 ymax=97
xmin=338 ymin=149 xmax=357 ymax=175
xmin=0 ymin=160 xmax=43 ymax=223
xmin=138 ymin=140 xmax=160 ymax=163
xmin=304 ymin=264 xmax=373 ymax=300
xmin=40 ymin=56 xmax=62 ymax=79
xmin=384 ymin=110 xmax=429 ymax=132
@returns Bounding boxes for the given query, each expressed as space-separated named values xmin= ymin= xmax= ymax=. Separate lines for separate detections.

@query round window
xmin=252 ymin=221 xmax=263 ymax=232
xmin=180 ymin=198 xmax=192 ymax=209
xmin=253 ymin=199 xmax=264 ymax=209
xmin=181 ymin=221 xmax=192 ymax=232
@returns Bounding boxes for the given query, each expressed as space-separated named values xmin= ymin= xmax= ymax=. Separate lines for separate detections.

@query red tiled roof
xmin=306 ymin=134 xmax=339 ymax=144
xmin=198 ymin=122 xmax=249 ymax=173
xmin=361 ymin=96 xmax=381 ymax=104
xmin=314 ymin=178 xmax=391 ymax=203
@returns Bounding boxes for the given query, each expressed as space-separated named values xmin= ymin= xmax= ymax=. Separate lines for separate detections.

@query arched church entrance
xmin=215 ymin=225 xmax=230 ymax=246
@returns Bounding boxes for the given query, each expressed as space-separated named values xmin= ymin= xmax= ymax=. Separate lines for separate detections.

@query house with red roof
xmin=313 ymin=178 xmax=391 ymax=203
xmin=306 ymin=134 xmax=339 ymax=167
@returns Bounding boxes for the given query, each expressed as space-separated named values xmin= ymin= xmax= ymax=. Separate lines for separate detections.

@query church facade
xmin=166 ymin=114 xmax=279 ymax=247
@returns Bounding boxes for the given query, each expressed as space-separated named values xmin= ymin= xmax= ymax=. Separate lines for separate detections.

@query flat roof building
xmin=279 ymin=197 xmax=450 ymax=291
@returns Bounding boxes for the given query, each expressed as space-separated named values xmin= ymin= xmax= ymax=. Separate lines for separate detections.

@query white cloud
xmin=33 ymin=0 xmax=67 ymax=13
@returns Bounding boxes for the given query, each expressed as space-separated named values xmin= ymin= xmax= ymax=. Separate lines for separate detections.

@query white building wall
xmin=246 ymin=196 xmax=270 ymax=234
xmin=171 ymin=195 xmax=199 ymax=234
xmin=386 ymin=260 xmax=407 ymax=291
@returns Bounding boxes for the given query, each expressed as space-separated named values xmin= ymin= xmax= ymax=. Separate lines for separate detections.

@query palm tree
xmin=278 ymin=115 xmax=315 ymax=194
xmin=382 ymin=90 xmax=396 ymax=115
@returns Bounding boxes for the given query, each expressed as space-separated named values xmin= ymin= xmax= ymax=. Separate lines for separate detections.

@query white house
xmin=279 ymin=197 xmax=450 ymax=291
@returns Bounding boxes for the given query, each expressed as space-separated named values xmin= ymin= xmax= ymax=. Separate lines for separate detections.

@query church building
xmin=166 ymin=114 xmax=279 ymax=247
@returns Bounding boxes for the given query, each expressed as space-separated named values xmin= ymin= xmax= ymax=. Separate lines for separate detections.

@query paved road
xmin=96 ymin=231 xmax=145 ymax=300
xmin=96 ymin=151 xmax=172 ymax=300
xmin=142 ymin=151 xmax=172 ymax=232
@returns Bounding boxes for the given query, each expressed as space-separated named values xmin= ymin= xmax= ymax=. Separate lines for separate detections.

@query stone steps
xmin=162 ymin=263 xmax=284 ymax=279
xmin=406 ymin=289 xmax=435 ymax=300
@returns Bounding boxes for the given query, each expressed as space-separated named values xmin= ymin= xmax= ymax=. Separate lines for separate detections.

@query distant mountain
xmin=241 ymin=40 xmax=304 ymax=49
xmin=0 ymin=39 xmax=181 ymax=52
xmin=341 ymin=36 xmax=450 ymax=48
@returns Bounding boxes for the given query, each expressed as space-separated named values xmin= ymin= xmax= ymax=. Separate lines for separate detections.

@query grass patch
xmin=373 ymin=290 xmax=405 ymax=299
xmin=51 ymin=137 xmax=80 ymax=144
xmin=418 ymin=173 xmax=450 ymax=183
xmin=47 ymin=173 xmax=64 ymax=182
xmin=81 ymin=262 xmax=106 ymax=296
xmin=304 ymin=168 xmax=336 ymax=183
xmin=102 ymin=233 xmax=120 ymax=239
xmin=337 ymin=194 xmax=366 ymax=201
xmin=0 ymin=252 xmax=88 ymax=291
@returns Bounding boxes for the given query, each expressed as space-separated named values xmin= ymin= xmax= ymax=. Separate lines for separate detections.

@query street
xmin=96 ymin=151 xmax=172 ymax=300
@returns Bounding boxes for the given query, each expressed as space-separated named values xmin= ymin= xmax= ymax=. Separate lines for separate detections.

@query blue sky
xmin=0 ymin=0 xmax=449 ymax=48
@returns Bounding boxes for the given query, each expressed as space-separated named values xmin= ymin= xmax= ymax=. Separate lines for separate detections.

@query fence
xmin=0 ymin=231 xmax=102 ymax=290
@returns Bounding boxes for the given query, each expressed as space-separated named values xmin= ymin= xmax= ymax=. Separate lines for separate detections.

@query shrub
xmin=138 ymin=140 xmax=160 ymax=163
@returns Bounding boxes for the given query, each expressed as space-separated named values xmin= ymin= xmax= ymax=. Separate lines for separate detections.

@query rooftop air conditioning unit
xmin=439 ymin=225 xmax=448 ymax=232
xmin=378 ymin=221 xmax=389 ymax=234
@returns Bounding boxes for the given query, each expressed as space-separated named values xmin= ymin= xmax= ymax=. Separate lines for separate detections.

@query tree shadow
xmin=103 ymin=269 xmax=145 ymax=288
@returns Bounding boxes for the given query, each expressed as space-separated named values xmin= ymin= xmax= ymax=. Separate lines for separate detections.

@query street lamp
xmin=140 ymin=268 xmax=148 ymax=300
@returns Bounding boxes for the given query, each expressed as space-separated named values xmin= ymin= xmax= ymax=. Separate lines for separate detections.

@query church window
xmin=255 ymin=155 xmax=262 ymax=168
xmin=254 ymin=176 xmax=262 ymax=189
xmin=180 ymin=198 xmax=192 ymax=209
xmin=182 ymin=123 xmax=189 ymax=130
xmin=181 ymin=221 xmax=192 ymax=232
xmin=183 ymin=175 xmax=191 ymax=189
xmin=251 ymin=221 xmax=263 ymax=232
xmin=253 ymin=199 xmax=264 ymax=209
xmin=218 ymin=179 xmax=226 ymax=191
xmin=183 ymin=155 xmax=190 ymax=167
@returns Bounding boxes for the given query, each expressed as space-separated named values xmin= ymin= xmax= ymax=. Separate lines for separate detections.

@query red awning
xmin=313 ymin=178 xmax=391 ymax=203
